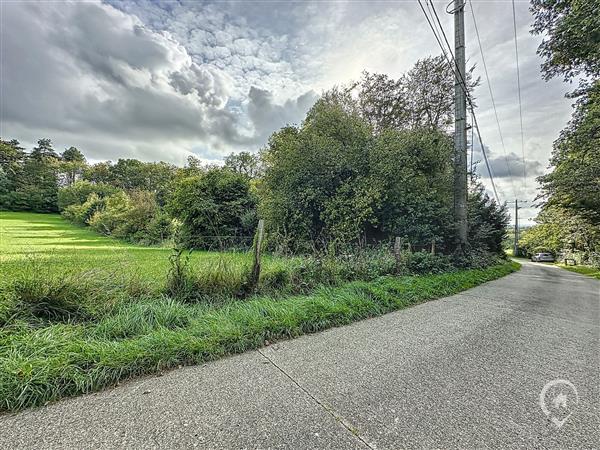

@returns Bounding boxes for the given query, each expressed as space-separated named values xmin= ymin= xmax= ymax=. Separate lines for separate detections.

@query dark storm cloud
xmin=473 ymin=142 xmax=544 ymax=181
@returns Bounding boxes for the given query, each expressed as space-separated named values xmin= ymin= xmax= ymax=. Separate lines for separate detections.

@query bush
xmin=87 ymin=190 xmax=172 ymax=244
xmin=62 ymin=192 xmax=106 ymax=224
xmin=401 ymin=251 xmax=453 ymax=274
xmin=57 ymin=180 xmax=118 ymax=211
xmin=468 ymin=182 xmax=509 ymax=254
xmin=88 ymin=191 xmax=131 ymax=235
xmin=167 ymin=168 xmax=258 ymax=250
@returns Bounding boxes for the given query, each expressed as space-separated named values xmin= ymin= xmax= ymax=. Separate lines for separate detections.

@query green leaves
xmin=260 ymin=92 xmax=506 ymax=254
xmin=531 ymin=0 xmax=600 ymax=82
xmin=167 ymin=168 xmax=258 ymax=250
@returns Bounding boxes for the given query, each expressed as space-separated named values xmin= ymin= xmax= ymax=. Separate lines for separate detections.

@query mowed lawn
xmin=0 ymin=211 xmax=292 ymax=291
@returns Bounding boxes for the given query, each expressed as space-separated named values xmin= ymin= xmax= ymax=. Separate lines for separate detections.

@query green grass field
xmin=1 ymin=211 xmax=295 ymax=293
xmin=0 ymin=211 xmax=520 ymax=411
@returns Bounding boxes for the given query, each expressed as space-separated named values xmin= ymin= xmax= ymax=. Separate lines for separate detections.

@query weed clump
xmin=3 ymin=262 xmax=141 ymax=325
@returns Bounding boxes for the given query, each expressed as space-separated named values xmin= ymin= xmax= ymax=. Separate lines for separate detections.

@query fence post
xmin=394 ymin=237 xmax=402 ymax=262
xmin=250 ymin=220 xmax=265 ymax=289
xmin=431 ymin=239 xmax=435 ymax=255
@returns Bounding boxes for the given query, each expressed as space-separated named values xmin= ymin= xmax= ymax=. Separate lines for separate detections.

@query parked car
xmin=531 ymin=252 xmax=555 ymax=262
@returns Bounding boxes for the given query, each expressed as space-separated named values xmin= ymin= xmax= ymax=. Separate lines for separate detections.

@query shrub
xmin=62 ymin=192 xmax=106 ymax=224
xmin=468 ymin=182 xmax=509 ymax=254
xmin=88 ymin=191 xmax=131 ymax=235
xmin=167 ymin=168 xmax=258 ymax=250
xmin=57 ymin=180 xmax=118 ymax=211
xmin=145 ymin=210 xmax=173 ymax=244
xmin=401 ymin=251 xmax=453 ymax=274
xmin=87 ymin=190 xmax=171 ymax=244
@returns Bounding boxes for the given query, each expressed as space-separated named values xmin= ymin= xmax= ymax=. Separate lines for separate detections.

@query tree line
xmin=519 ymin=0 xmax=600 ymax=265
xmin=1 ymin=56 xmax=508 ymax=257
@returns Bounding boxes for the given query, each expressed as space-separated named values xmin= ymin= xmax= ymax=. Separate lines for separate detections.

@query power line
xmin=468 ymin=0 xmax=517 ymax=199
xmin=511 ymin=0 xmax=527 ymax=189
xmin=427 ymin=0 xmax=500 ymax=203
xmin=470 ymin=110 xmax=474 ymax=177
xmin=470 ymin=106 xmax=500 ymax=203
xmin=418 ymin=0 xmax=500 ymax=204
xmin=425 ymin=0 xmax=449 ymax=61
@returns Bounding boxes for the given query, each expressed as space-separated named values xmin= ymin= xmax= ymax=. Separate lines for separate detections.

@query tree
xmin=368 ymin=128 xmax=455 ymax=248
xmin=467 ymin=182 xmax=509 ymax=254
xmin=261 ymin=99 xmax=374 ymax=251
xmin=31 ymin=138 xmax=59 ymax=160
xmin=356 ymin=72 xmax=408 ymax=133
xmin=1 ymin=138 xmax=60 ymax=211
xmin=326 ymin=56 xmax=478 ymax=134
xmin=261 ymin=99 xmax=462 ymax=252
xmin=224 ymin=151 xmax=261 ymax=178
xmin=61 ymin=146 xmax=86 ymax=163
xmin=83 ymin=161 xmax=113 ymax=185
xmin=537 ymin=81 xmax=600 ymax=225
xmin=57 ymin=180 xmax=118 ymax=211
xmin=518 ymin=206 xmax=600 ymax=261
xmin=402 ymin=56 xmax=476 ymax=130
xmin=61 ymin=147 xmax=87 ymax=186
xmin=0 ymin=139 xmax=26 ymax=209
xmin=531 ymin=0 xmax=600 ymax=83
xmin=530 ymin=0 xmax=600 ymax=266
xmin=83 ymin=159 xmax=177 ymax=205
xmin=167 ymin=168 xmax=258 ymax=249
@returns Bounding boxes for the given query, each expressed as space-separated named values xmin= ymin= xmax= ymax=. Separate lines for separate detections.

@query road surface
xmin=1 ymin=261 xmax=598 ymax=449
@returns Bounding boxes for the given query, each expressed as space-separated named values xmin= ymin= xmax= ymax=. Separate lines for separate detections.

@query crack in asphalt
xmin=257 ymin=348 xmax=376 ymax=450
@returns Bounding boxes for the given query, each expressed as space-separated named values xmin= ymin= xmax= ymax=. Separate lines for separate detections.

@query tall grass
xmin=0 ymin=213 xmax=519 ymax=411
xmin=0 ymin=261 xmax=520 ymax=411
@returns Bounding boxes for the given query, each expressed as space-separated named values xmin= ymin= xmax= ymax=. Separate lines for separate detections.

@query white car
xmin=531 ymin=252 xmax=555 ymax=262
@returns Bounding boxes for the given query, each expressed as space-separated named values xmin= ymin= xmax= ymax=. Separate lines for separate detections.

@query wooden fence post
xmin=431 ymin=239 xmax=436 ymax=255
xmin=250 ymin=220 xmax=265 ymax=289
xmin=394 ymin=237 xmax=402 ymax=262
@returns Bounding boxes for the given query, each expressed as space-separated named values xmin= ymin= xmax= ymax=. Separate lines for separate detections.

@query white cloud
xmin=1 ymin=0 xmax=577 ymax=222
xmin=1 ymin=1 xmax=315 ymax=163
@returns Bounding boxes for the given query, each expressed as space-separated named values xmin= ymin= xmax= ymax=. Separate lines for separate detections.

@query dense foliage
xmin=0 ymin=139 xmax=62 ymax=212
xmin=522 ymin=1 xmax=599 ymax=265
xmin=260 ymin=101 xmax=456 ymax=252
xmin=2 ymin=57 xmax=506 ymax=258
xmin=167 ymin=168 xmax=258 ymax=249
xmin=531 ymin=0 xmax=600 ymax=83
xmin=537 ymin=82 xmax=600 ymax=226
xmin=260 ymin=63 xmax=503 ymax=255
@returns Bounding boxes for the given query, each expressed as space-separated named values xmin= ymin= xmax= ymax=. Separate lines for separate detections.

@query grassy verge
xmin=556 ymin=264 xmax=600 ymax=280
xmin=0 ymin=261 xmax=519 ymax=412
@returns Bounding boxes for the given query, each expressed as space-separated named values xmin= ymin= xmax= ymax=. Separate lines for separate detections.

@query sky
xmin=0 ymin=0 xmax=577 ymax=222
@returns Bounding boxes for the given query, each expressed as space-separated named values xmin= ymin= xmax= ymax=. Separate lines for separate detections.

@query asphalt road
xmin=1 ymin=261 xmax=598 ymax=449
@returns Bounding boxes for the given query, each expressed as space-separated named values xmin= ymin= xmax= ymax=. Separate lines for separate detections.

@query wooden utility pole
xmin=453 ymin=0 xmax=468 ymax=252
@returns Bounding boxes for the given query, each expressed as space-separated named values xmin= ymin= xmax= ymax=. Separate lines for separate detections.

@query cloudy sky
xmin=1 ymin=0 xmax=577 ymax=221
